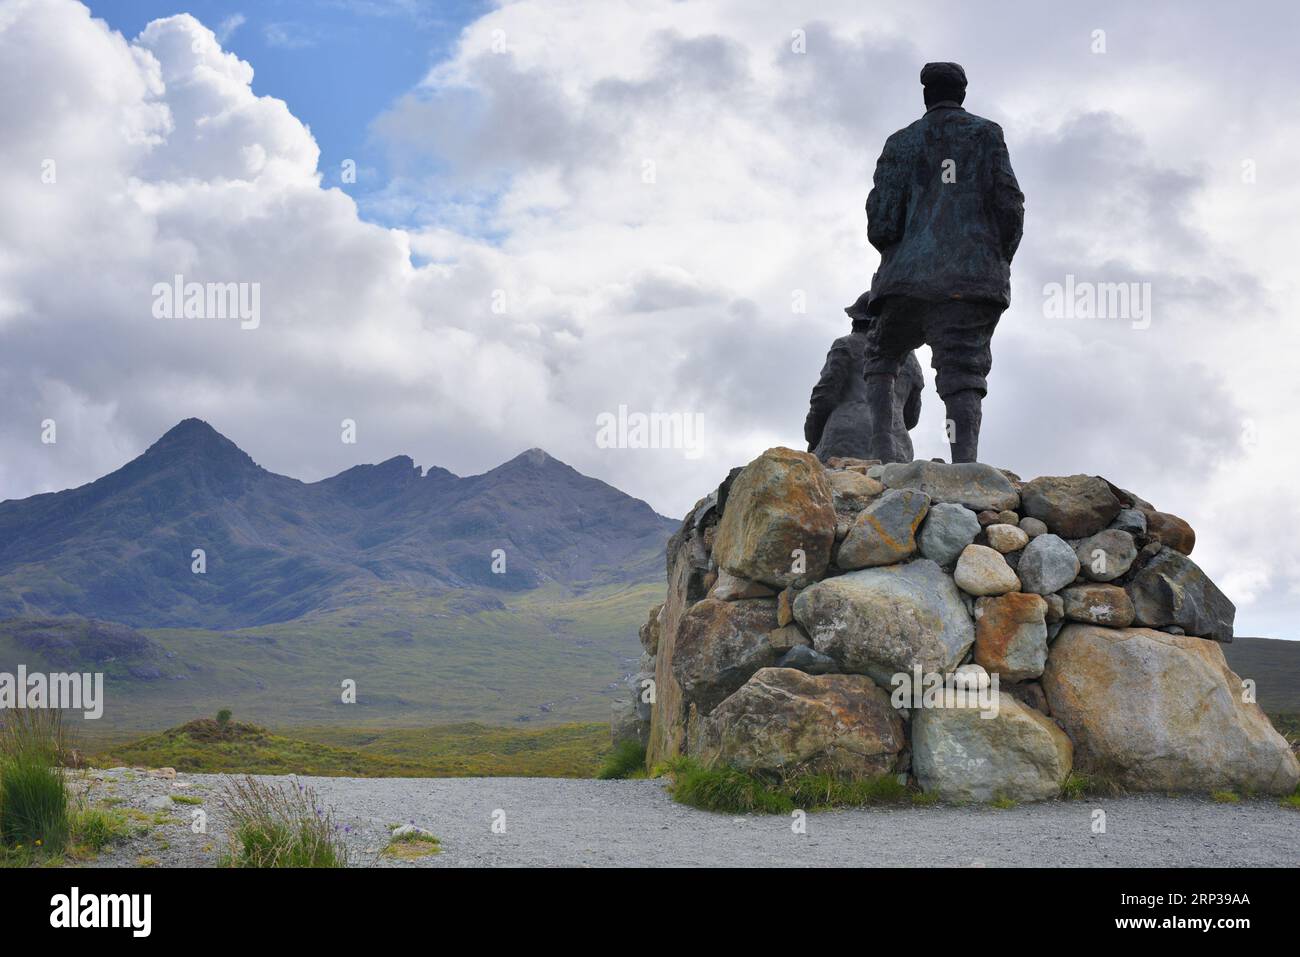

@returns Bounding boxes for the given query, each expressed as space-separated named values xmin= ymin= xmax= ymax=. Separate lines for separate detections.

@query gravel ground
xmin=70 ymin=769 xmax=1300 ymax=868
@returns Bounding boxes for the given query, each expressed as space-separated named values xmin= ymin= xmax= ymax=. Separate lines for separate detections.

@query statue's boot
xmin=944 ymin=389 xmax=983 ymax=464
xmin=865 ymin=374 xmax=902 ymax=463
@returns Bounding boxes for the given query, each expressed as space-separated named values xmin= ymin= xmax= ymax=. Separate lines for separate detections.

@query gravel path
xmin=72 ymin=769 xmax=1300 ymax=868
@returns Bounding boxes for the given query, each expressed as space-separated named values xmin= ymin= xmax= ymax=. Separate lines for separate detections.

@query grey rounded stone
xmin=775 ymin=644 xmax=838 ymax=675
xmin=1017 ymin=534 xmax=1081 ymax=595
xmin=1073 ymin=529 xmax=1137 ymax=582
xmin=917 ymin=502 xmax=981 ymax=566
xmin=1110 ymin=508 xmax=1147 ymax=536
xmin=1018 ymin=516 xmax=1048 ymax=538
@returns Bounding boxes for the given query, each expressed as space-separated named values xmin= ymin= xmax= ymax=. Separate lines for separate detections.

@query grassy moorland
xmin=1 ymin=579 xmax=661 ymax=740
xmin=90 ymin=718 xmax=611 ymax=778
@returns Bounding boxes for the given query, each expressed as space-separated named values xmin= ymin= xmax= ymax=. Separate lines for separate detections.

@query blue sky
xmin=85 ymin=0 xmax=486 ymax=206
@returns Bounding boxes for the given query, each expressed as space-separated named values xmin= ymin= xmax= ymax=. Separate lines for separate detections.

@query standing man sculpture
xmin=863 ymin=62 xmax=1024 ymax=464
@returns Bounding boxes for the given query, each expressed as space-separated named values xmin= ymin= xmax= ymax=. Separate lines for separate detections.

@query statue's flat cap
xmin=920 ymin=62 xmax=967 ymax=89
xmin=845 ymin=291 xmax=873 ymax=320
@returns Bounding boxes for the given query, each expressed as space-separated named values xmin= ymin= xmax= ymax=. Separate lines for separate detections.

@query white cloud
xmin=1 ymin=0 xmax=1298 ymax=637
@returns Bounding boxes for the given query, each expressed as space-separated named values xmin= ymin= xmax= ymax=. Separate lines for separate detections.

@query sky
xmin=1 ymin=0 xmax=1298 ymax=638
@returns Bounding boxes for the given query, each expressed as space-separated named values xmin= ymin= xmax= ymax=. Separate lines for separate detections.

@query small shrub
xmin=383 ymin=827 xmax=441 ymax=860
xmin=1211 ymin=790 xmax=1240 ymax=804
xmin=596 ymin=740 xmax=646 ymax=780
xmin=0 ymin=710 xmax=70 ymax=853
xmin=216 ymin=709 xmax=233 ymax=728
xmin=218 ymin=775 xmax=350 ymax=868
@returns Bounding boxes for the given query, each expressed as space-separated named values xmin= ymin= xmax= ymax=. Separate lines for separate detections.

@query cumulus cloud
xmin=1 ymin=0 xmax=1298 ymax=636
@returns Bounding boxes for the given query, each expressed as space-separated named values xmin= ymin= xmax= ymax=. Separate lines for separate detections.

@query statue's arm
xmin=804 ymin=342 xmax=851 ymax=447
xmin=866 ymin=137 xmax=907 ymax=252
xmin=991 ymin=126 xmax=1025 ymax=262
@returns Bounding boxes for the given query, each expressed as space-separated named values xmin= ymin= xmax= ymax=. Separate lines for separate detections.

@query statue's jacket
xmin=865 ymin=103 xmax=1024 ymax=313
xmin=806 ymin=332 xmax=923 ymax=462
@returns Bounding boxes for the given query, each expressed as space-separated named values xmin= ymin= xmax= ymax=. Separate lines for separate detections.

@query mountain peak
xmin=508 ymin=448 xmax=557 ymax=468
xmin=143 ymin=418 xmax=259 ymax=474
xmin=162 ymin=417 xmax=220 ymax=441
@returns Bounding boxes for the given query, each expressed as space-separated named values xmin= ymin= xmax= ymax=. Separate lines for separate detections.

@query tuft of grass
xmin=69 ymin=804 xmax=132 ymax=853
xmin=169 ymin=794 xmax=203 ymax=805
xmin=911 ymin=790 xmax=941 ymax=806
xmin=1061 ymin=771 xmax=1126 ymax=800
xmin=1211 ymin=790 xmax=1240 ymax=804
xmin=990 ymin=795 xmax=1018 ymax=809
xmin=0 ymin=710 xmax=70 ymax=853
xmin=218 ymin=775 xmax=350 ymax=868
xmin=783 ymin=771 xmax=909 ymax=808
xmin=663 ymin=757 xmax=912 ymax=814
xmin=1279 ymin=793 xmax=1300 ymax=810
xmin=596 ymin=740 xmax=646 ymax=780
xmin=383 ymin=828 xmax=441 ymax=860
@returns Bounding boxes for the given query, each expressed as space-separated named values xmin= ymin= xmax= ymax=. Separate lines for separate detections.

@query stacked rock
xmin=614 ymin=447 xmax=1299 ymax=802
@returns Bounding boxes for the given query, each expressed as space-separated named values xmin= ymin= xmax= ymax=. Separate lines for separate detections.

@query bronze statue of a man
xmin=805 ymin=292 xmax=922 ymax=463
xmin=862 ymin=62 xmax=1024 ymax=463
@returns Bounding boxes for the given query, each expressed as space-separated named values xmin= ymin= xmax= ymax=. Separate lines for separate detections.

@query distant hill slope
xmin=1222 ymin=636 xmax=1300 ymax=715
xmin=0 ymin=419 xmax=677 ymax=629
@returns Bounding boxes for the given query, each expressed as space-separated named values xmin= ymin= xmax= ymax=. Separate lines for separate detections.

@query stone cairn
xmin=612 ymin=448 xmax=1299 ymax=802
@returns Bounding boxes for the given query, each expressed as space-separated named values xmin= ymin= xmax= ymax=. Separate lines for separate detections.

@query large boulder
xmin=712 ymin=448 xmax=836 ymax=588
xmin=1017 ymin=533 xmax=1081 ymax=595
xmin=648 ymin=500 xmax=714 ymax=766
xmin=918 ymin=502 xmax=982 ymax=566
xmin=1125 ymin=547 xmax=1234 ymax=642
xmin=692 ymin=668 xmax=906 ymax=777
xmin=671 ymin=597 xmax=781 ymax=715
xmin=793 ymin=559 xmax=974 ymax=685
xmin=878 ymin=461 xmax=1019 ymax=512
xmin=1042 ymin=625 xmax=1299 ymax=794
xmin=973 ymin=592 xmax=1049 ymax=680
xmin=1020 ymin=475 xmax=1121 ymax=539
xmin=836 ymin=488 xmax=930 ymax=569
xmin=912 ymin=692 xmax=1074 ymax=802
